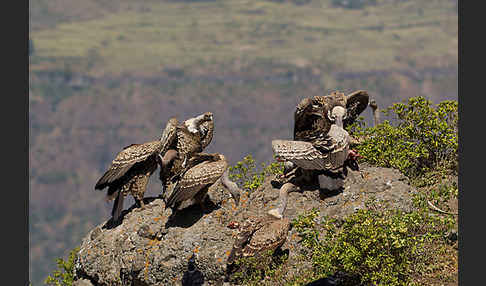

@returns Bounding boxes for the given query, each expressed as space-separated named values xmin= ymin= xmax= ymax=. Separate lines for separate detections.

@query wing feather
xmin=159 ymin=117 xmax=179 ymax=156
xmin=95 ymin=141 xmax=161 ymax=189
xmin=344 ymin=90 xmax=369 ymax=127
xmin=165 ymin=159 xmax=227 ymax=207
xmin=272 ymin=139 xmax=348 ymax=170
xmin=293 ymin=97 xmax=331 ymax=141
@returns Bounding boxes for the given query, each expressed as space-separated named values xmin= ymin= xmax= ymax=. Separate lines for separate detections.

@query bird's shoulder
xmin=112 ymin=140 xmax=160 ymax=166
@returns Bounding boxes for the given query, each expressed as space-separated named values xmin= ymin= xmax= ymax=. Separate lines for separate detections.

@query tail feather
xmin=111 ymin=191 xmax=125 ymax=221
xmin=165 ymin=181 xmax=181 ymax=209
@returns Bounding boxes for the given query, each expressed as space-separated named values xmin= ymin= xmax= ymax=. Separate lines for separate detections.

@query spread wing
xmin=95 ymin=141 xmax=161 ymax=190
xmin=344 ymin=90 xmax=369 ymax=127
xmin=165 ymin=158 xmax=228 ymax=208
xmin=272 ymin=139 xmax=348 ymax=170
xmin=159 ymin=117 xmax=179 ymax=156
xmin=294 ymin=97 xmax=332 ymax=141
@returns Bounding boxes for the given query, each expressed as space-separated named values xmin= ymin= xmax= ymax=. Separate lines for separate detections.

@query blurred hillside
xmin=28 ymin=0 xmax=457 ymax=284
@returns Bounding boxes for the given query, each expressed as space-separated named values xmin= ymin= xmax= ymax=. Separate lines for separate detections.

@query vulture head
xmin=327 ymin=105 xmax=347 ymax=128
xmin=184 ymin=112 xmax=213 ymax=134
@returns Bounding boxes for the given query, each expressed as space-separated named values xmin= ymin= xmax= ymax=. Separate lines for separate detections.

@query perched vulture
xmin=95 ymin=118 xmax=178 ymax=222
xmin=226 ymin=215 xmax=290 ymax=266
xmin=293 ymin=90 xmax=369 ymax=150
xmin=268 ymin=91 xmax=368 ymax=219
xmin=164 ymin=153 xmax=241 ymax=211
xmin=284 ymin=90 xmax=369 ymax=169
xmin=159 ymin=112 xmax=214 ymax=194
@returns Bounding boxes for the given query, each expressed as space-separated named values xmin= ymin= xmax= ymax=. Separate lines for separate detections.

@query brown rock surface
xmin=74 ymin=163 xmax=416 ymax=285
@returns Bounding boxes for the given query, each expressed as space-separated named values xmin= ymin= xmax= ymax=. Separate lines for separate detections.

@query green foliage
xmin=44 ymin=247 xmax=79 ymax=286
xmin=229 ymin=249 xmax=289 ymax=285
xmin=229 ymin=155 xmax=284 ymax=192
xmin=292 ymin=205 xmax=454 ymax=286
xmin=348 ymin=97 xmax=458 ymax=178
xmin=412 ymin=180 xmax=458 ymax=214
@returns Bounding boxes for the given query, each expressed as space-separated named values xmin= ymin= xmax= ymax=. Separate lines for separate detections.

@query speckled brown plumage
xmin=159 ymin=112 xmax=214 ymax=194
xmin=165 ymin=154 xmax=228 ymax=209
xmin=286 ymin=90 xmax=369 ymax=171
xmin=268 ymin=91 xmax=369 ymax=219
xmin=272 ymin=134 xmax=349 ymax=171
xmin=227 ymin=215 xmax=290 ymax=265
xmin=95 ymin=117 xmax=178 ymax=221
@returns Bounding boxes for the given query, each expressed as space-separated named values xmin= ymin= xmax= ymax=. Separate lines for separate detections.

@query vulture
xmin=164 ymin=153 xmax=241 ymax=212
xmin=159 ymin=112 xmax=215 ymax=195
xmin=275 ymin=90 xmax=368 ymax=174
xmin=293 ymin=90 xmax=369 ymax=151
xmin=226 ymin=215 xmax=290 ymax=266
xmin=268 ymin=91 xmax=368 ymax=219
xmin=95 ymin=117 xmax=178 ymax=222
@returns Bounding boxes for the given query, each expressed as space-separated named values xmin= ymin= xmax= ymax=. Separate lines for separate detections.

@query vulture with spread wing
xmin=268 ymin=90 xmax=368 ymax=219
xmin=158 ymin=112 xmax=215 ymax=194
xmin=95 ymin=117 xmax=178 ymax=222
xmin=276 ymin=90 xmax=368 ymax=173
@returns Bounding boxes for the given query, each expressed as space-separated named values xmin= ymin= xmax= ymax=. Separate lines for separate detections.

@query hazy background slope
xmin=29 ymin=0 xmax=457 ymax=284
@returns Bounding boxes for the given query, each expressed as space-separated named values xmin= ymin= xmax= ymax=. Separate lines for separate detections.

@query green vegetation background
xmin=29 ymin=0 xmax=457 ymax=284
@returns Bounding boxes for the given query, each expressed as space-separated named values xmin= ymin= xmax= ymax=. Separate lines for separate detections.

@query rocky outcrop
xmin=73 ymin=163 xmax=416 ymax=285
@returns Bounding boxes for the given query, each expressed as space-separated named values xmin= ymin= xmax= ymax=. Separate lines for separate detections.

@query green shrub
xmin=229 ymin=249 xmax=289 ymax=285
xmin=229 ymin=155 xmax=284 ymax=192
xmin=347 ymin=97 xmax=458 ymax=179
xmin=44 ymin=247 xmax=79 ymax=286
xmin=292 ymin=205 xmax=454 ymax=286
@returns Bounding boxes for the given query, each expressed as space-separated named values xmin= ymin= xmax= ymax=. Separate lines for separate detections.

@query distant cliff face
xmin=73 ymin=163 xmax=415 ymax=286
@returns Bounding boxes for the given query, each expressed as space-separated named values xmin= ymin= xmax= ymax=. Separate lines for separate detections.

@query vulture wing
xmin=165 ymin=158 xmax=228 ymax=208
xmin=242 ymin=218 xmax=290 ymax=257
xmin=344 ymin=90 xmax=369 ymax=127
xmin=95 ymin=140 xmax=162 ymax=190
xmin=159 ymin=117 xmax=179 ymax=157
xmin=294 ymin=97 xmax=332 ymax=141
xmin=272 ymin=138 xmax=348 ymax=171
xmin=227 ymin=216 xmax=268 ymax=264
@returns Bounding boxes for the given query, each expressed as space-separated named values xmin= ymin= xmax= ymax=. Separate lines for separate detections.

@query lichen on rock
xmin=73 ymin=163 xmax=415 ymax=285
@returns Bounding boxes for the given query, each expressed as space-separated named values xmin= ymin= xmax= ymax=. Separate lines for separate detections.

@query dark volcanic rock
xmin=73 ymin=163 xmax=416 ymax=285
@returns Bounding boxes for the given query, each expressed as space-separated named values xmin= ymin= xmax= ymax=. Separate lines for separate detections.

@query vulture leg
xmin=268 ymin=182 xmax=298 ymax=219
